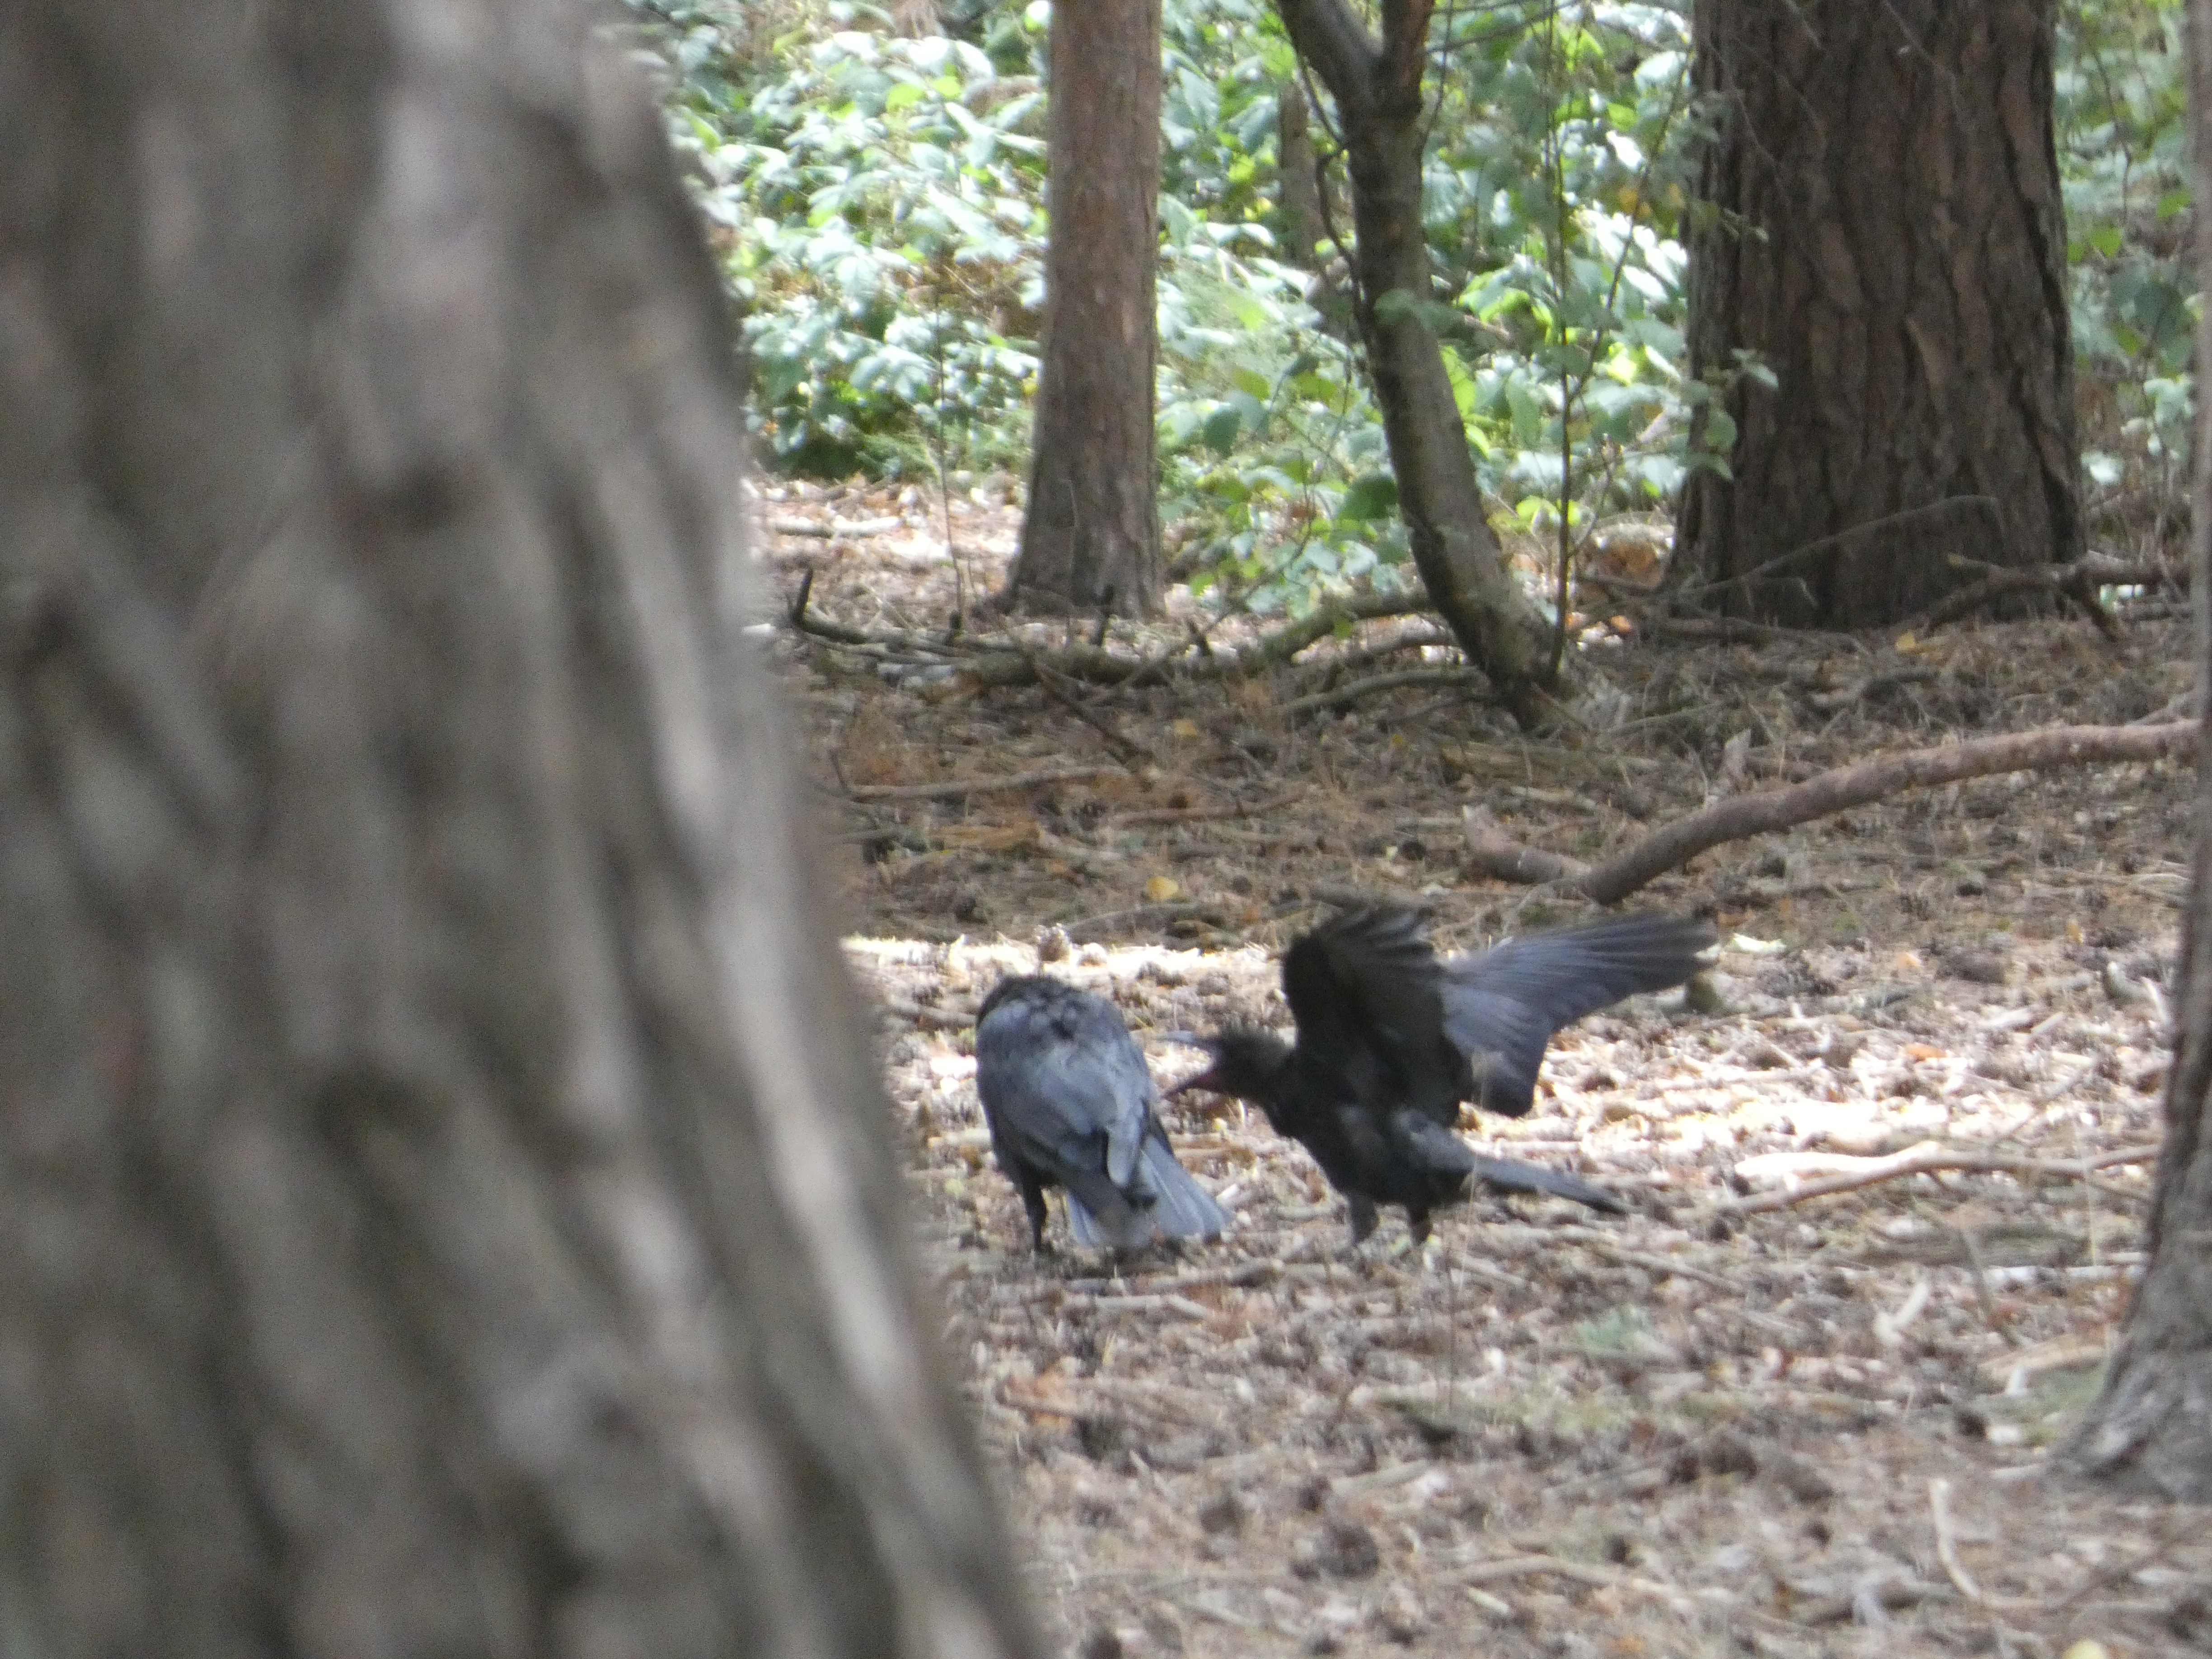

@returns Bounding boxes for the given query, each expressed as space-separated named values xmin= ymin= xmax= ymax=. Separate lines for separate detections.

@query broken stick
xmin=1462 ymin=721 xmax=2195 ymax=903
xmin=1721 ymin=1141 xmax=2160 ymax=1214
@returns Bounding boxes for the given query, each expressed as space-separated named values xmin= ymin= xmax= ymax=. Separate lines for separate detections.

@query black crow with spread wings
xmin=1169 ymin=907 xmax=1713 ymax=1244
xmin=975 ymin=976 xmax=1228 ymax=1251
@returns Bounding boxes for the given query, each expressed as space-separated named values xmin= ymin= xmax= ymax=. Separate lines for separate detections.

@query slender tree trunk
xmin=1274 ymin=0 xmax=1557 ymax=725
xmin=0 ymin=2 xmax=1040 ymax=1654
xmin=1277 ymin=80 xmax=1327 ymax=268
xmin=1009 ymin=0 xmax=1163 ymax=616
xmin=1675 ymin=0 xmax=2081 ymax=627
xmin=2062 ymin=0 xmax=2212 ymax=1500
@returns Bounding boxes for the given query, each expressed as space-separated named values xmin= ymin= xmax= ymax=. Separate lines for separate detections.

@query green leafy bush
xmin=633 ymin=0 xmax=2189 ymax=615
xmin=2057 ymin=0 xmax=2194 ymax=497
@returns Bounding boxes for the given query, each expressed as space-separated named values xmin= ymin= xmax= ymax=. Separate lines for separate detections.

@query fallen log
xmin=1462 ymin=720 xmax=2197 ymax=904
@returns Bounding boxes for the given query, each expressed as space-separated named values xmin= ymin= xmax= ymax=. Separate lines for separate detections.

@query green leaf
xmin=1337 ymin=473 xmax=1399 ymax=522
xmin=1200 ymin=405 xmax=1244 ymax=455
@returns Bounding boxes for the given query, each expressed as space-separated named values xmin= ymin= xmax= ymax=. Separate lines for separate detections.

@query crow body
xmin=1172 ymin=908 xmax=1714 ymax=1243
xmin=975 ymin=975 xmax=1228 ymax=1251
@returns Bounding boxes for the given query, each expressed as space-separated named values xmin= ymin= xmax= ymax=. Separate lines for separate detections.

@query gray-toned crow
xmin=975 ymin=976 xmax=1229 ymax=1251
xmin=1170 ymin=907 xmax=1714 ymax=1244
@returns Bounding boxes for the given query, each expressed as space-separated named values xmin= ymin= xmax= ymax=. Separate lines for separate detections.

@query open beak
xmin=1154 ymin=1031 xmax=1217 ymax=1098
xmin=1164 ymin=1065 xmax=1223 ymax=1100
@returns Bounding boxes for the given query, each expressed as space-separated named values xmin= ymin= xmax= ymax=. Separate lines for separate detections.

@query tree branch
xmin=1375 ymin=0 xmax=1436 ymax=101
xmin=787 ymin=586 xmax=1427 ymax=687
xmin=1461 ymin=721 xmax=2198 ymax=903
xmin=846 ymin=764 xmax=1125 ymax=802
xmin=1272 ymin=0 xmax=1381 ymax=112
xmin=1721 ymin=1142 xmax=2160 ymax=1215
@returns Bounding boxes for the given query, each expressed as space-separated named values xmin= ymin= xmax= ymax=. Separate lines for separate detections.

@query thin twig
xmin=847 ymin=764 xmax=1122 ymax=802
xmin=1720 ymin=1141 xmax=2160 ymax=1214
xmin=1282 ymin=665 xmax=1492 ymax=716
xmin=1928 ymin=1479 xmax=1983 ymax=1605
xmin=1108 ymin=791 xmax=1302 ymax=826
xmin=1021 ymin=649 xmax=1159 ymax=767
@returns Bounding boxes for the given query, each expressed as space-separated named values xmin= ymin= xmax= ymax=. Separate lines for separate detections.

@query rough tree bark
xmin=1275 ymin=0 xmax=1557 ymax=725
xmin=1276 ymin=80 xmax=1327 ymax=268
xmin=0 ymin=1 xmax=1040 ymax=1654
xmin=1008 ymin=0 xmax=1163 ymax=616
xmin=1675 ymin=0 xmax=2082 ymax=627
xmin=2062 ymin=0 xmax=2212 ymax=1500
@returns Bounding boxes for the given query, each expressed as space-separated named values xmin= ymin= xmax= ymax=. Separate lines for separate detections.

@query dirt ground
xmin=758 ymin=475 xmax=2209 ymax=1658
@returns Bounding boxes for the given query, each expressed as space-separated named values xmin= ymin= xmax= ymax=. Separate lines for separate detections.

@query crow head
xmin=1164 ymin=1029 xmax=1295 ymax=1116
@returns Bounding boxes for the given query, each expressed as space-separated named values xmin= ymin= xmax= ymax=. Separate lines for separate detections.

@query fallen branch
xmin=1109 ymin=790 xmax=1302 ymax=826
xmin=1720 ymin=1140 xmax=2161 ymax=1214
xmin=768 ymin=513 xmax=904 ymax=539
xmin=1550 ymin=1225 xmax=1743 ymax=1293
xmin=1804 ymin=663 xmax=1939 ymax=712
xmin=1021 ymin=649 xmax=1158 ymax=767
xmin=1281 ymin=665 xmax=1491 ymax=717
xmin=785 ymin=584 xmax=1429 ymax=689
xmin=875 ymin=995 xmax=971 ymax=1031
xmin=1461 ymin=808 xmax=1589 ymax=886
xmin=1293 ymin=624 xmax=1457 ymax=682
xmin=1915 ymin=553 xmax=2184 ymax=636
xmin=1443 ymin=1554 xmax=1698 ymax=1612
xmin=1461 ymin=721 xmax=2196 ymax=903
xmin=846 ymin=764 xmax=1124 ymax=802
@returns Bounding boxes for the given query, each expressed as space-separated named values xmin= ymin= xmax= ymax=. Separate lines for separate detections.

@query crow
xmin=1168 ymin=907 xmax=1714 ymax=1244
xmin=974 ymin=975 xmax=1229 ymax=1251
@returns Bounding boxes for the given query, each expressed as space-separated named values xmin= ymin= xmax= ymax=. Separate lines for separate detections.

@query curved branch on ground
xmin=1721 ymin=1141 xmax=2160 ymax=1215
xmin=1914 ymin=554 xmax=2182 ymax=636
xmin=784 ymin=579 xmax=1429 ymax=688
xmin=1461 ymin=721 xmax=2198 ymax=904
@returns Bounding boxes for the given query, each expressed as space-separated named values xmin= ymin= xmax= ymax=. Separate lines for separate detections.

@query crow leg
xmin=1345 ymin=1194 xmax=1380 ymax=1246
xmin=1017 ymin=1178 xmax=1051 ymax=1251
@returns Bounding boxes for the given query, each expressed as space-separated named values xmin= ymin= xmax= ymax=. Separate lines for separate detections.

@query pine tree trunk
xmin=1675 ymin=0 xmax=2081 ymax=627
xmin=0 ymin=2 xmax=1039 ymax=1653
xmin=1275 ymin=0 xmax=1558 ymax=725
xmin=2062 ymin=0 xmax=2212 ymax=1500
xmin=1009 ymin=0 xmax=1164 ymax=615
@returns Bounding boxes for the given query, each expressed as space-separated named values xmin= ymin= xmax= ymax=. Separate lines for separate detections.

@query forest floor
xmin=757 ymin=475 xmax=2208 ymax=1659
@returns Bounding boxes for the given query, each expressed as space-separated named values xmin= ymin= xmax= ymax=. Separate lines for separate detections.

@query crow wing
xmin=1443 ymin=914 xmax=1715 ymax=1117
xmin=1282 ymin=906 xmax=1463 ymax=1123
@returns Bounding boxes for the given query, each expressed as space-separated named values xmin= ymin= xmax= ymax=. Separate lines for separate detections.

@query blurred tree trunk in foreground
xmin=0 ymin=1 xmax=1039 ymax=1654
xmin=1009 ymin=0 xmax=1164 ymax=616
xmin=1675 ymin=0 xmax=2081 ymax=627
xmin=2064 ymin=0 xmax=2212 ymax=1501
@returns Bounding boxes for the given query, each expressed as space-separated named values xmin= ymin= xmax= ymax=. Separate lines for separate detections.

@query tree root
xmin=1461 ymin=720 xmax=2196 ymax=903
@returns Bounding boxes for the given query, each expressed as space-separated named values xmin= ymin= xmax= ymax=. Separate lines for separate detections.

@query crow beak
xmin=1165 ymin=1065 xmax=1223 ymax=1099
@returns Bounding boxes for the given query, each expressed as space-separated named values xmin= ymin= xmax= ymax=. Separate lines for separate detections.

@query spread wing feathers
xmin=1068 ymin=1132 xmax=1228 ymax=1248
xmin=976 ymin=977 xmax=1226 ymax=1247
xmin=1284 ymin=907 xmax=1464 ymax=1121
xmin=1443 ymin=914 xmax=1715 ymax=1117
